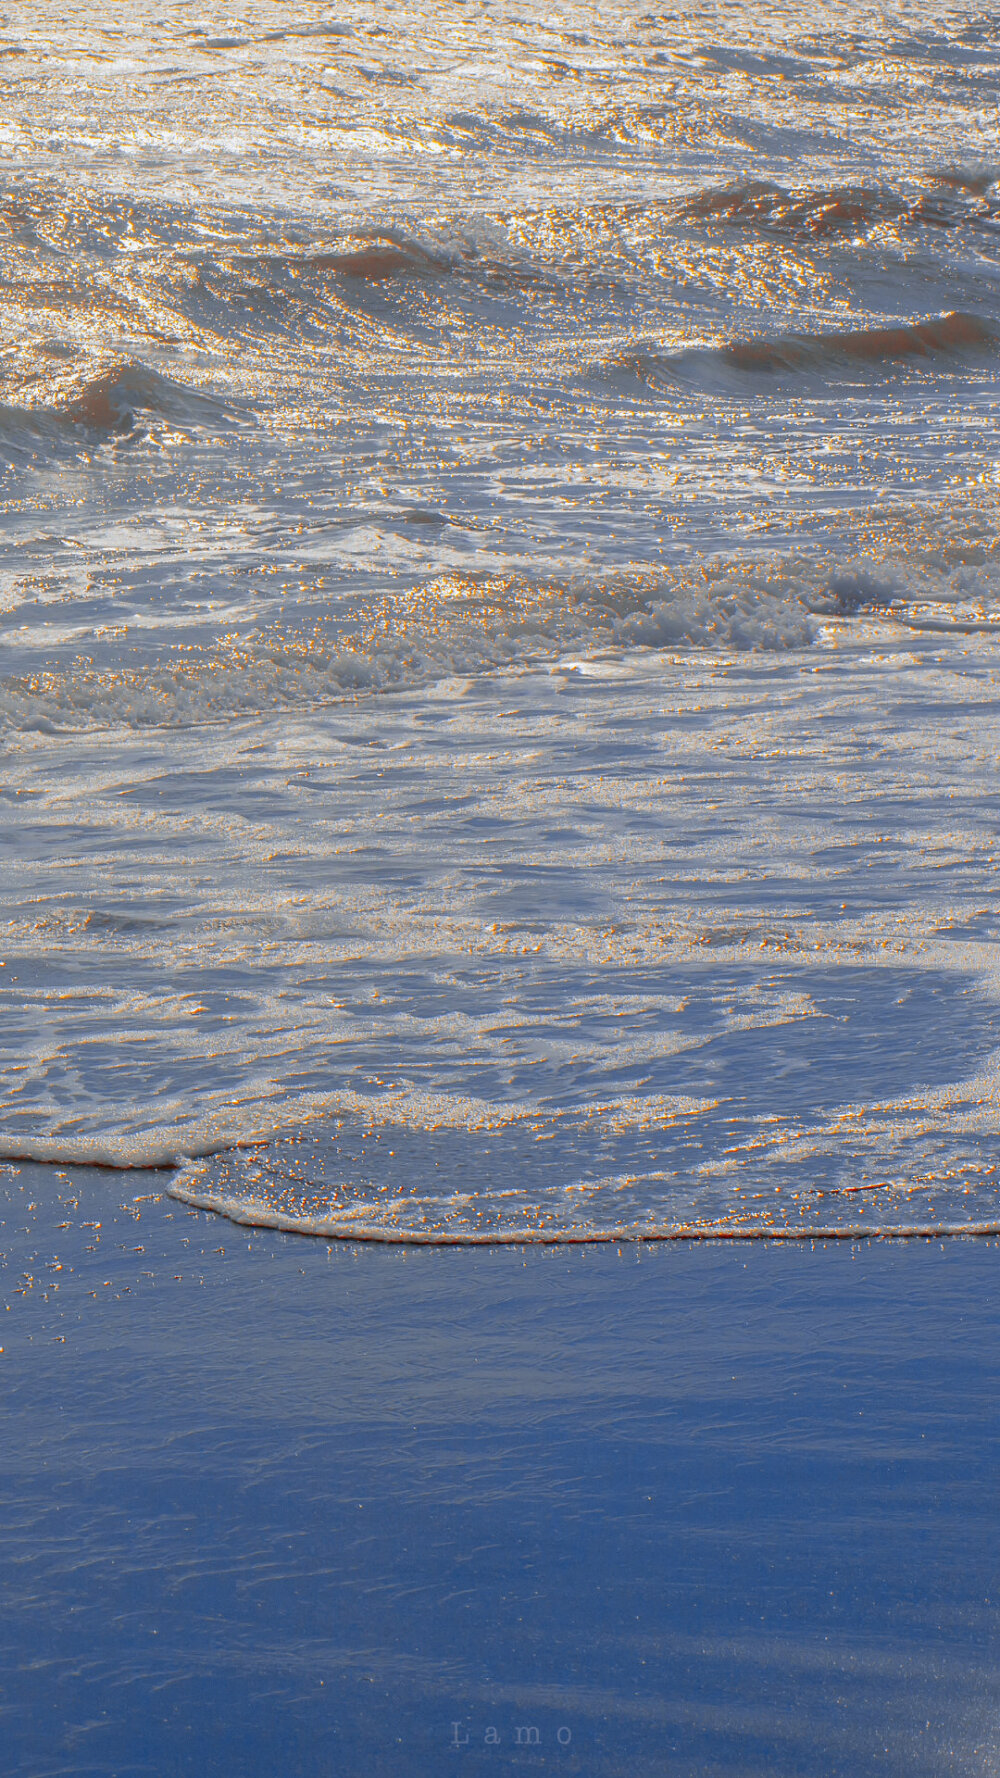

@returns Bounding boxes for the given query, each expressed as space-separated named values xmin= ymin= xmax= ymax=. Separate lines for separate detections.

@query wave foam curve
xmin=165 ymin=1177 xmax=1000 ymax=1244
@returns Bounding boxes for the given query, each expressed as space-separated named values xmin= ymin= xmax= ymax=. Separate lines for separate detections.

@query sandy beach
xmin=3 ymin=1160 xmax=998 ymax=1777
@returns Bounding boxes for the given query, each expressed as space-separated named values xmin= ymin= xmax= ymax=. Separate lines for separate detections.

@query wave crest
xmin=672 ymin=179 xmax=1000 ymax=237
xmin=5 ymin=536 xmax=990 ymax=735
xmin=609 ymin=312 xmax=996 ymax=391
xmin=0 ymin=356 xmax=233 ymax=460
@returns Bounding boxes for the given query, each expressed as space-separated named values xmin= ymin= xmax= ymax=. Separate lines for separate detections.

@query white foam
xmin=166 ymin=1173 xmax=1000 ymax=1245
xmin=0 ymin=565 xmax=822 ymax=734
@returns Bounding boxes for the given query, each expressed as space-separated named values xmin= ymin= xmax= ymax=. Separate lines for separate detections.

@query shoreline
xmin=169 ymin=1180 xmax=1000 ymax=1242
xmin=3 ymin=1159 xmax=999 ymax=1776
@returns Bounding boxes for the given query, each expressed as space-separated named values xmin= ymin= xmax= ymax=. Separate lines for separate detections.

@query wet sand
xmin=3 ymin=1161 xmax=998 ymax=1777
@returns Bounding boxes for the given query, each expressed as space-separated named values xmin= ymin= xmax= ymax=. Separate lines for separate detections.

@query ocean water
xmin=2 ymin=0 xmax=1000 ymax=1236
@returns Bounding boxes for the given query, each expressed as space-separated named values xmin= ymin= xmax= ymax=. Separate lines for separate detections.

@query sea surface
xmin=2 ymin=0 xmax=1000 ymax=1237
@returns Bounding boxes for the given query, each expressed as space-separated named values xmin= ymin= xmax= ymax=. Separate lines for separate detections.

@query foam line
xmin=165 ymin=1180 xmax=1000 ymax=1243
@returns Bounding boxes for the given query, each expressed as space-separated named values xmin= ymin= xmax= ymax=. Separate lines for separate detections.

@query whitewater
xmin=2 ymin=0 xmax=1000 ymax=1239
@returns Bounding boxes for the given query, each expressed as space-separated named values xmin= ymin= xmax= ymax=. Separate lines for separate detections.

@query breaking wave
xmin=0 ymin=357 xmax=233 ymax=461
xmin=167 ymin=1186 xmax=1000 ymax=1243
xmin=163 ymin=230 xmax=563 ymax=338
xmin=8 ymin=536 xmax=999 ymax=735
xmin=0 ymin=566 xmax=823 ymax=733
xmin=252 ymin=237 xmax=448 ymax=281
xmin=395 ymin=99 xmax=806 ymax=161
xmin=610 ymin=312 xmax=997 ymax=390
xmin=3 ymin=173 xmax=999 ymax=380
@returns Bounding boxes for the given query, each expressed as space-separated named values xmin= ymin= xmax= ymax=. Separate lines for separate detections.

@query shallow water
xmin=2 ymin=1 xmax=1000 ymax=1234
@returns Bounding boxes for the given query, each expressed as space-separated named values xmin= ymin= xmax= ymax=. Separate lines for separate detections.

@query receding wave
xmin=723 ymin=311 xmax=996 ymax=371
xmin=168 ymin=1121 xmax=1000 ymax=1244
xmin=9 ymin=1093 xmax=1000 ymax=1247
xmin=160 ymin=1039 xmax=1000 ymax=1246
